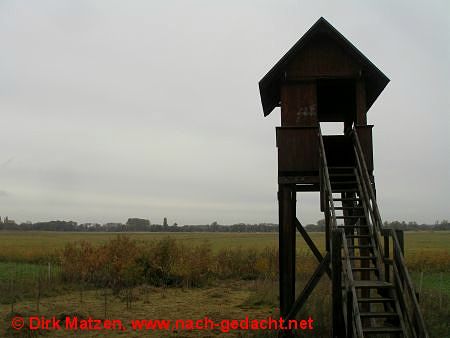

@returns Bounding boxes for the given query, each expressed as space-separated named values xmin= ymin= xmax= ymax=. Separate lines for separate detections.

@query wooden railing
xmin=318 ymin=128 xmax=363 ymax=337
xmin=352 ymin=129 xmax=429 ymax=338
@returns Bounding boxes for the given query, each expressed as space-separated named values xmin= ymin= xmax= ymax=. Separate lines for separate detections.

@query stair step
xmin=352 ymin=267 xmax=378 ymax=271
xmin=358 ymin=297 xmax=394 ymax=303
xmin=336 ymin=215 xmax=364 ymax=219
xmin=348 ymin=245 xmax=373 ymax=248
xmin=332 ymin=189 xmax=359 ymax=192
xmin=360 ymin=312 xmax=398 ymax=318
xmin=338 ymin=225 xmax=369 ymax=229
xmin=330 ymin=181 xmax=358 ymax=191
xmin=329 ymin=167 xmax=355 ymax=170
xmin=329 ymin=173 xmax=355 ymax=177
xmin=335 ymin=206 xmax=363 ymax=210
xmin=347 ymin=256 xmax=377 ymax=260
xmin=333 ymin=198 xmax=361 ymax=202
xmin=363 ymin=327 xmax=403 ymax=334
xmin=331 ymin=180 xmax=357 ymax=183
xmin=354 ymin=281 xmax=393 ymax=289
xmin=347 ymin=235 xmax=371 ymax=238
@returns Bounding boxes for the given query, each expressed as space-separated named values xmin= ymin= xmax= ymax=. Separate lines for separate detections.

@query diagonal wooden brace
xmin=285 ymin=253 xmax=330 ymax=321
xmin=295 ymin=218 xmax=331 ymax=278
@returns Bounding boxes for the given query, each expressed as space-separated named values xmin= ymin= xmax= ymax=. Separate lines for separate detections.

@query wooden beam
xmin=285 ymin=253 xmax=330 ymax=321
xmin=355 ymin=78 xmax=367 ymax=125
xmin=278 ymin=176 xmax=319 ymax=184
xmin=346 ymin=290 xmax=354 ymax=338
xmin=295 ymin=184 xmax=320 ymax=192
xmin=395 ymin=229 xmax=404 ymax=255
xmin=332 ymin=229 xmax=345 ymax=337
xmin=394 ymin=229 xmax=405 ymax=289
xmin=295 ymin=218 xmax=331 ymax=278
xmin=279 ymin=185 xmax=296 ymax=318
xmin=383 ymin=229 xmax=390 ymax=282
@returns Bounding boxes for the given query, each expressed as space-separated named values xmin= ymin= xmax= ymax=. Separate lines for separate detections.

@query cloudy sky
xmin=0 ymin=1 xmax=448 ymax=225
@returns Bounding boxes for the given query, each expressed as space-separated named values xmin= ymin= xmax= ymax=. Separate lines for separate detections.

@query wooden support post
xmin=346 ymin=290 xmax=354 ymax=338
xmin=395 ymin=230 xmax=405 ymax=288
xmin=358 ymin=204 xmax=370 ymax=313
xmin=278 ymin=184 xmax=296 ymax=318
xmin=381 ymin=229 xmax=391 ymax=313
xmin=383 ymin=229 xmax=390 ymax=282
xmin=355 ymin=78 xmax=367 ymax=125
xmin=332 ymin=229 xmax=345 ymax=338
xmin=325 ymin=202 xmax=330 ymax=252
xmin=395 ymin=229 xmax=404 ymax=255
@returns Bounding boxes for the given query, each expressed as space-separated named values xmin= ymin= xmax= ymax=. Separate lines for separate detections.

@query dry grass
xmin=0 ymin=231 xmax=448 ymax=337
xmin=0 ymin=280 xmax=276 ymax=337
xmin=0 ymin=230 xmax=449 ymax=263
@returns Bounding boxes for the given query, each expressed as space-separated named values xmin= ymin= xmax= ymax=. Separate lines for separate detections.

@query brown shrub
xmin=60 ymin=236 xmax=282 ymax=289
xmin=406 ymin=250 xmax=450 ymax=272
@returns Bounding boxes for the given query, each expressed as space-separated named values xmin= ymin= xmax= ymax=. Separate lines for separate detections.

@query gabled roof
xmin=259 ymin=17 xmax=390 ymax=116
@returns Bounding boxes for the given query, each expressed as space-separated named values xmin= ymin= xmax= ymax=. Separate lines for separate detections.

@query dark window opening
xmin=317 ymin=79 xmax=356 ymax=123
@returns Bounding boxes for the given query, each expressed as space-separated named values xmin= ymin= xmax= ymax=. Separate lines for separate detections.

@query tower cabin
xmin=260 ymin=17 xmax=389 ymax=187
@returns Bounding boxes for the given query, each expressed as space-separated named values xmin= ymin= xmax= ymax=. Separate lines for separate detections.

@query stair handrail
xmin=351 ymin=128 xmax=429 ymax=338
xmin=352 ymin=137 xmax=386 ymax=277
xmin=318 ymin=128 xmax=363 ymax=337
xmin=341 ymin=229 xmax=363 ymax=337
xmin=318 ymin=128 xmax=337 ymax=231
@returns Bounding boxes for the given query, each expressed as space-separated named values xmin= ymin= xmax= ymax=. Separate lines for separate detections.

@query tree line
xmin=0 ymin=216 xmax=449 ymax=232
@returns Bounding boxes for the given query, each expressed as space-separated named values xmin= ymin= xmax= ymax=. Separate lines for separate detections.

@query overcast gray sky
xmin=0 ymin=1 xmax=449 ymax=225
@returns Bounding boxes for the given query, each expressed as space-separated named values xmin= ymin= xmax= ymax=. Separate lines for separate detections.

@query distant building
xmin=2 ymin=216 xmax=16 ymax=224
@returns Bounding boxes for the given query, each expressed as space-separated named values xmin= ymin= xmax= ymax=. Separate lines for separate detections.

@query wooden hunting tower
xmin=259 ymin=18 xmax=428 ymax=337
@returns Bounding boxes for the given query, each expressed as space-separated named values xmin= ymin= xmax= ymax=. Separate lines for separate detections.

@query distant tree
xmin=126 ymin=218 xmax=150 ymax=231
xmin=210 ymin=221 xmax=219 ymax=232
xmin=163 ymin=217 xmax=168 ymax=228
xmin=317 ymin=219 xmax=325 ymax=227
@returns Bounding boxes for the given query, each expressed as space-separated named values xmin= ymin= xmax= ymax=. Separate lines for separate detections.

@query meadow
xmin=0 ymin=230 xmax=449 ymax=262
xmin=0 ymin=231 xmax=449 ymax=298
xmin=0 ymin=231 xmax=448 ymax=337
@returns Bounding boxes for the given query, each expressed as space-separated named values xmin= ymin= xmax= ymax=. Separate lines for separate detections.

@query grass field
xmin=0 ymin=262 xmax=44 ymax=280
xmin=411 ymin=271 xmax=450 ymax=297
xmin=0 ymin=230 xmax=449 ymax=262
xmin=0 ymin=230 xmax=448 ymax=296
xmin=0 ymin=231 xmax=448 ymax=337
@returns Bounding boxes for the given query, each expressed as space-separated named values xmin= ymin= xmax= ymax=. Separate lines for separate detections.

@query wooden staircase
xmin=318 ymin=128 xmax=428 ymax=338
xmin=329 ymin=166 xmax=406 ymax=337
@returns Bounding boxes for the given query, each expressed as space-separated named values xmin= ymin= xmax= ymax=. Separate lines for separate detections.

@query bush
xmin=60 ymin=236 xmax=281 ymax=290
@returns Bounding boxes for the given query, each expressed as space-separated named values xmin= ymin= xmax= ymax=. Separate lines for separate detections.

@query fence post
xmin=80 ymin=281 xmax=84 ymax=304
xmin=104 ymin=289 xmax=107 ymax=319
xmin=37 ymin=273 xmax=41 ymax=314
xmin=418 ymin=271 xmax=424 ymax=303
xmin=12 ymin=263 xmax=17 ymax=313
xmin=10 ymin=277 xmax=15 ymax=313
